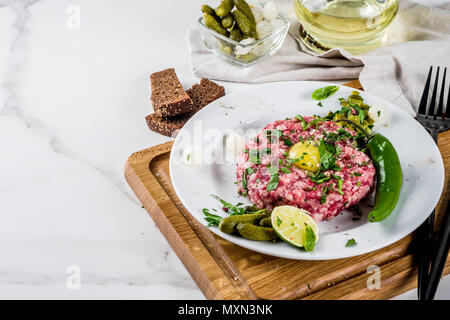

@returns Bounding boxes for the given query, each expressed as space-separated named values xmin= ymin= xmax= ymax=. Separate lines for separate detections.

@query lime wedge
xmin=271 ymin=206 xmax=319 ymax=249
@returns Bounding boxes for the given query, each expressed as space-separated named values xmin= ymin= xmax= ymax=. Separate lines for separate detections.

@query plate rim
xmin=169 ymin=80 xmax=445 ymax=260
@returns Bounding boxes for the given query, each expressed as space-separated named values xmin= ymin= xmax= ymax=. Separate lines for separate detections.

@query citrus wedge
xmin=271 ymin=205 xmax=319 ymax=248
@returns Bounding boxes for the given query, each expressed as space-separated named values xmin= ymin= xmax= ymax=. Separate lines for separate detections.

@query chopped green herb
xmin=276 ymin=216 xmax=283 ymax=227
xmin=281 ymin=167 xmax=291 ymax=174
xmin=210 ymin=195 xmax=266 ymax=217
xmin=337 ymin=180 xmax=344 ymax=195
xmin=246 ymin=167 xmax=255 ymax=175
xmin=266 ymin=165 xmax=279 ymax=191
xmin=281 ymin=135 xmax=294 ymax=147
xmin=202 ymin=208 xmax=222 ymax=227
xmin=318 ymin=139 xmax=340 ymax=172
xmin=320 ymin=186 xmax=328 ymax=204
xmin=242 ymin=170 xmax=248 ymax=191
xmin=304 ymin=225 xmax=316 ymax=252
xmin=317 ymin=102 xmax=323 ymax=107
xmin=345 ymin=238 xmax=357 ymax=247
xmin=295 ymin=115 xmax=307 ymax=130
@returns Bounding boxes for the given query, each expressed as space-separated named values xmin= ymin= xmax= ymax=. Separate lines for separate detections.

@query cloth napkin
xmin=188 ymin=0 xmax=450 ymax=115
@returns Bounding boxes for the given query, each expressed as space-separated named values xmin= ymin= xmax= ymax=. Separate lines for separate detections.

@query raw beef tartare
xmin=236 ymin=116 xmax=376 ymax=222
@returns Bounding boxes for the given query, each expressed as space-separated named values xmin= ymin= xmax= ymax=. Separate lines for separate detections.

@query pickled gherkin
xmin=201 ymin=4 xmax=217 ymax=18
xmin=216 ymin=0 xmax=234 ymax=18
xmin=203 ymin=13 xmax=228 ymax=37
xmin=218 ymin=212 xmax=269 ymax=234
xmin=229 ymin=28 xmax=243 ymax=42
xmin=232 ymin=9 xmax=257 ymax=38
xmin=259 ymin=217 xmax=272 ymax=228
xmin=221 ymin=15 xmax=234 ymax=28
xmin=236 ymin=223 xmax=279 ymax=241
xmin=233 ymin=0 xmax=255 ymax=24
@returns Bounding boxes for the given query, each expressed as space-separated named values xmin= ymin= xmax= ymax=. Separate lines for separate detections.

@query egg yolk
xmin=288 ymin=141 xmax=321 ymax=172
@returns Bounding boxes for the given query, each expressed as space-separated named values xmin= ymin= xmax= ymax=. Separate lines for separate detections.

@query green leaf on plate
xmin=312 ymin=86 xmax=339 ymax=101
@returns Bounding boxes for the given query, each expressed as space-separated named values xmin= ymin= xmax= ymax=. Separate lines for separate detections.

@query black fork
xmin=416 ymin=66 xmax=450 ymax=300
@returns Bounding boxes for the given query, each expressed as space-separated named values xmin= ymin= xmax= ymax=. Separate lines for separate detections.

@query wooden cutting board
xmin=125 ymin=81 xmax=450 ymax=300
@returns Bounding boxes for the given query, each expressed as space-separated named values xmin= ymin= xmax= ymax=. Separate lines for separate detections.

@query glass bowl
xmin=197 ymin=14 xmax=290 ymax=68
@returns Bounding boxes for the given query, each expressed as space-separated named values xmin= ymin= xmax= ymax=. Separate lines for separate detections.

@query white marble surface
xmin=0 ymin=0 xmax=448 ymax=300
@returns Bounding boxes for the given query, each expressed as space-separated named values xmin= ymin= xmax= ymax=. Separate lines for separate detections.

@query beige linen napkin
xmin=188 ymin=0 xmax=450 ymax=115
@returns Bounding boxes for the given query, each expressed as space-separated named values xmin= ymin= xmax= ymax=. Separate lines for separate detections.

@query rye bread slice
xmin=145 ymin=112 xmax=193 ymax=137
xmin=186 ymin=78 xmax=225 ymax=110
xmin=150 ymin=68 xmax=195 ymax=117
xmin=146 ymin=79 xmax=225 ymax=137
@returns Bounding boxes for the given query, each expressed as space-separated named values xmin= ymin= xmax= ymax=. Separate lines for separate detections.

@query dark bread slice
xmin=145 ymin=112 xmax=193 ymax=137
xmin=146 ymin=79 xmax=225 ymax=137
xmin=150 ymin=68 xmax=195 ymax=117
xmin=186 ymin=78 xmax=225 ymax=110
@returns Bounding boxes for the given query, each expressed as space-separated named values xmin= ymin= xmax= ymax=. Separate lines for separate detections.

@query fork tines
xmin=418 ymin=66 xmax=449 ymax=120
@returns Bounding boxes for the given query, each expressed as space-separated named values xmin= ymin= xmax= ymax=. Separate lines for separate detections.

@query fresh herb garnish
xmin=345 ymin=238 xmax=357 ymax=247
xmin=312 ymin=85 xmax=339 ymax=100
xmin=266 ymin=165 xmax=279 ymax=191
xmin=276 ymin=216 xmax=283 ymax=227
xmin=308 ymin=171 xmax=330 ymax=184
xmin=318 ymin=139 xmax=340 ymax=171
xmin=242 ymin=170 xmax=248 ymax=192
xmin=320 ymin=185 xmax=328 ymax=204
xmin=295 ymin=115 xmax=307 ymax=130
xmin=202 ymin=208 xmax=222 ymax=227
xmin=210 ymin=195 xmax=266 ymax=217
xmin=242 ymin=167 xmax=256 ymax=194
xmin=281 ymin=135 xmax=293 ymax=147
xmin=280 ymin=167 xmax=291 ymax=174
xmin=317 ymin=102 xmax=323 ymax=107
xmin=304 ymin=225 xmax=316 ymax=252
xmin=337 ymin=179 xmax=344 ymax=195
xmin=306 ymin=118 xmax=324 ymax=130
xmin=211 ymin=195 xmax=244 ymax=216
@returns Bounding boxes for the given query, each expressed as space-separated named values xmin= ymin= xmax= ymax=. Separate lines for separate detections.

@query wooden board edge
xmin=304 ymin=254 xmax=450 ymax=300
xmin=124 ymin=143 xmax=252 ymax=299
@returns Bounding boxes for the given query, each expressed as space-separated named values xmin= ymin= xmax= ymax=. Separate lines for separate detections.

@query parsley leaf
xmin=266 ymin=166 xmax=279 ymax=191
xmin=280 ymin=167 xmax=291 ymax=174
xmin=202 ymin=208 xmax=222 ymax=227
xmin=295 ymin=115 xmax=307 ymax=130
xmin=345 ymin=238 xmax=357 ymax=247
xmin=318 ymin=139 xmax=340 ymax=171
xmin=276 ymin=216 xmax=283 ymax=227
xmin=304 ymin=225 xmax=316 ymax=252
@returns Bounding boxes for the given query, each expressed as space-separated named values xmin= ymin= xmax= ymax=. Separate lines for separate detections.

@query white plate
xmin=169 ymin=81 xmax=444 ymax=260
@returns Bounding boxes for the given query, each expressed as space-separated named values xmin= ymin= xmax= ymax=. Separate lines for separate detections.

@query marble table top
xmin=0 ymin=0 xmax=448 ymax=299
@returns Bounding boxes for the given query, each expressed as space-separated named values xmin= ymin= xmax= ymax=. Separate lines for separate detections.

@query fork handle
xmin=431 ymin=130 xmax=439 ymax=143
xmin=418 ymin=129 xmax=439 ymax=300
xmin=425 ymin=202 xmax=450 ymax=300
